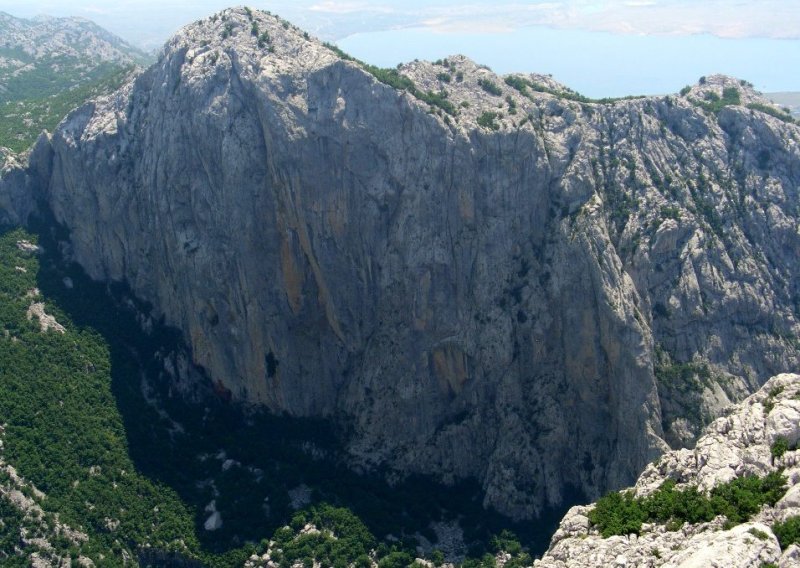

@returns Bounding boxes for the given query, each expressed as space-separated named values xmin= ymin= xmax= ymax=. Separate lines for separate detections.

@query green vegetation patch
xmin=660 ymin=206 xmax=681 ymax=221
xmin=773 ymin=515 xmax=800 ymax=549
xmin=255 ymin=508 xmax=536 ymax=567
xmin=764 ymin=386 xmax=785 ymax=414
xmin=322 ymin=43 xmax=456 ymax=116
xmin=770 ymin=437 xmax=798 ymax=459
xmin=589 ymin=472 xmax=787 ymax=538
xmin=478 ymin=78 xmax=502 ymax=96
xmin=265 ymin=504 xmax=376 ymax=568
xmin=655 ymin=361 xmax=712 ymax=388
xmin=692 ymin=86 xmax=742 ymax=114
xmin=688 ymin=172 xmax=725 ymax=238
xmin=772 ymin=438 xmax=790 ymax=458
xmin=477 ymin=111 xmax=502 ymax=131
xmin=746 ymin=103 xmax=797 ymax=124
xmin=0 ymin=64 xmax=134 ymax=152
xmin=0 ymin=227 xmax=214 ymax=565
xmin=503 ymin=74 xmax=644 ymax=105
xmin=0 ymin=493 xmax=27 ymax=565
xmin=361 ymin=65 xmax=456 ymax=116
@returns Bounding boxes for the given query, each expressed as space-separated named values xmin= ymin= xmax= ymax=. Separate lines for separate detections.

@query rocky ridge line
xmin=0 ymin=11 xmax=147 ymax=65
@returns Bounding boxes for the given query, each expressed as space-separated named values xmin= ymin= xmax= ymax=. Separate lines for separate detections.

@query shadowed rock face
xmin=2 ymin=7 xmax=799 ymax=519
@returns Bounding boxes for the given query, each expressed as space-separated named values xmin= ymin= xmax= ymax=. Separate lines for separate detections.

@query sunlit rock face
xmin=3 ymin=7 xmax=799 ymax=519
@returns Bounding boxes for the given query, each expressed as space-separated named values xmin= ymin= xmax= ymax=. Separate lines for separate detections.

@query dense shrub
xmin=722 ymin=87 xmax=742 ymax=105
xmin=0 ymin=494 xmax=26 ymax=562
xmin=589 ymin=490 xmax=648 ymax=537
xmin=771 ymin=437 xmax=790 ymax=459
xmin=660 ymin=206 xmax=681 ymax=221
xmin=461 ymin=553 xmax=497 ymax=568
xmin=491 ymin=529 xmax=522 ymax=555
xmin=773 ymin=516 xmax=800 ymax=549
xmin=504 ymin=76 xmax=529 ymax=95
xmin=589 ymin=472 xmax=787 ymax=537
xmin=502 ymin=74 xmax=641 ymax=105
xmin=478 ymin=78 xmax=502 ymax=96
xmin=477 ymin=111 xmax=501 ymax=130
xmin=654 ymin=361 xmax=711 ymax=387
xmin=271 ymin=506 xmax=376 ymax=568
xmin=506 ymin=95 xmax=517 ymax=114
xmin=746 ymin=103 xmax=796 ymax=124
xmin=693 ymin=86 xmax=742 ymax=114
xmin=377 ymin=550 xmax=415 ymax=568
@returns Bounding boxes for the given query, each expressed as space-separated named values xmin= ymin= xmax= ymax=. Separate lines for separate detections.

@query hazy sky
xmin=1 ymin=1 xmax=798 ymax=96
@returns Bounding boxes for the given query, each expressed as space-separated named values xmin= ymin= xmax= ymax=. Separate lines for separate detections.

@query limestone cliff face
xmin=0 ymin=142 xmax=49 ymax=227
xmin=2 ymin=7 xmax=800 ymax=519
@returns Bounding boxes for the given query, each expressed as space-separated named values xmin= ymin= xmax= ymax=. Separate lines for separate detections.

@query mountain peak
xmin=3 ymin=4 xmax=800 ymax=527
xmin=164 ymin=6 xmax=342 ymax=85
xmin=672 ymin=73 xmax=795 ymax=122
xmin=160 ymin=9 xmax=631 ymax=135
xmin=162 ymin=9 xmax=794 ymax=136
xmin=679 ymin=73 xmax=770 ymax=105
xmin=173 ymin=6 xmax=325 ymax=56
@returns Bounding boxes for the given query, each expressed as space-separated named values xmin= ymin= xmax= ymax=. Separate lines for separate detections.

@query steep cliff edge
xmin=1 ymin=7 xmax=799 ymax=520
xmin=535 ymin=373 xmax=800 ymax=567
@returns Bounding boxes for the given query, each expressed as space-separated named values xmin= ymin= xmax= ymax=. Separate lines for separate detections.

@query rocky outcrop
xmin=0 ymin=11 xmax=147 ymax=65
xmin=1 ymin=7 xmax=799 ymax=519
xmin=535 ymin=373 xmax=800 ymax=567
